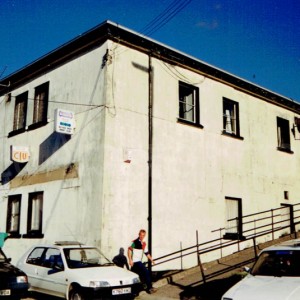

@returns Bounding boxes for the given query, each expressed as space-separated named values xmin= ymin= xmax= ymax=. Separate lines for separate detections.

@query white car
xmin=17 ymin=241 xmax=141 ymax=300
xmin=222 ymin=238 xmax=300 ymax=300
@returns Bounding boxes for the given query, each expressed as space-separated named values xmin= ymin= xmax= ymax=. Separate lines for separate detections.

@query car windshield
xmin=63 ymin=247 xmax=113 ymax=269
xmin=251 ymin=250 xmax=300 ymax=277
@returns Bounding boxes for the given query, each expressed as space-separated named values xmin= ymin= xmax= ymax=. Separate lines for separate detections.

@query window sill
xmin=23 ymin=233 xmax=44 ymax=239
xmin=222 ymin=131 xmax=244 ymax=140
xmin=6 ymin=233 xmax=21 ymax=239
xmin=8 ymin=128 xmax=26 ymax=138
xmin=27 ymin=120 xmax=48 ymax=131
xmin=277 ymin=147 xmax=294 ymax=154
xmin=8 ymin=120 xmax=48 ymax=137
xmin=223 ymin=233 xmax=246 ymax=241
xmin=177 ymin=118 xmax=204 ymax=129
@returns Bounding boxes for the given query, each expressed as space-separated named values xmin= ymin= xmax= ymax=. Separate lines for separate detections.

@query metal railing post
xmin=196 ymin=230 xmax=206 ymax=283
xmin=198 ymin=253 xmax=206 ymax=284
xmin=271 ymin=209 xmax=274 ymax=240
xmin=196 ymin=231 xmax=199 ymax=265
xmin=253 ymin=237 xmax=258 ymax=259
xmin=180 ymin=242 xmax=183 ymax=270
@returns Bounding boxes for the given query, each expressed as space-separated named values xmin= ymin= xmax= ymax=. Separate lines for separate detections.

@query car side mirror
xmin=244 ymin=266 xmax=251 ymax=273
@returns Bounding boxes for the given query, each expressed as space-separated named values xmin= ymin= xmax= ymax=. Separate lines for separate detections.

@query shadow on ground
xmin=179 ymin=274 xmax=243 ymax=300
xmin=24 ymin=292 xmax=61 ymax=300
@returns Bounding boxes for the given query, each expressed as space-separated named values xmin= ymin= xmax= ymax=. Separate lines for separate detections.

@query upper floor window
xmin=32 ymin=82 xmax=49 ymax=125
xmin=27 ymin=192 xmax=44 ymax=237
xmin=6 ymin=195 xmax=21 ymax=237
xmin=13 ymin=91 xmax=28 ymax=131
xmin=277 ymin=117 xmax=292 ymax=153
xmin=178 ymin=81 xmax=201 ymax=126
xmin=223 ymin=98 xmax=241 ymax=138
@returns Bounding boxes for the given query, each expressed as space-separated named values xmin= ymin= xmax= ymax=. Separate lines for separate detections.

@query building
xmin=1 ymin=21 xmax=300 ymax=269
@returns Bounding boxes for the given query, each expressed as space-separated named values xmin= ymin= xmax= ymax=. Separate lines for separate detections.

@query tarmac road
xmin=137 ymin=274 xmax=242 ymax=300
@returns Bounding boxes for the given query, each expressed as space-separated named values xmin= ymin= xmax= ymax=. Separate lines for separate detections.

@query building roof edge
xmin=0 ymin=20 xmax=299 ymax=112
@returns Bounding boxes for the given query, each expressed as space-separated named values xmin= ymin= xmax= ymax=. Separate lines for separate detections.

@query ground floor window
xmin=26 ymin=192 xmax=44 ymax=237
xmin=6 ymin=195 xmax=21 ymax=237
xmin=224 ymin=197 xmax=244 ymax=240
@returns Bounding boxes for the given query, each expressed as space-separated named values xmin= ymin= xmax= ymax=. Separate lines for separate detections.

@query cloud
xmin=196 ymin=20 xmax=219 ymax=30
xmin=214 ymin=3 xmax=222 ymax=10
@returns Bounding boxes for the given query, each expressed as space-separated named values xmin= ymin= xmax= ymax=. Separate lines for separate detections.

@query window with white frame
xmin=6 ymin=195 xmax=21 ymax=236
xmin=223 ymin=98 xmax=240 ymax=136
xmin=13 ymin=91 xmax=28 ymax=131
xmin=277 ymin=117 xmax=291 ymax=151
xmin=32 ymin=82 xmax=49 ymax=125
xmin=27 ymin=192 xmax=43 ymax=236
xmin=178 ymin=81 xmax=200 ymax=125
xmin=224 ymin=197 xmax=244 ymax=240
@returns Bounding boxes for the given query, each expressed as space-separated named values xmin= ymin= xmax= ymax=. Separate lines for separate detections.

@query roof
xmin=0 ymin=20 xmax=299 ymax=113
xmin=263 ymin=239 xmax=300 ymax=251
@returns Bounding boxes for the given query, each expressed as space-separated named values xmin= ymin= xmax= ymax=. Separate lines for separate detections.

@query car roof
xmin=29 ymin=241 xmax=95 ymax=249
xmin=262 ymin=239 xmax=300 ymax=252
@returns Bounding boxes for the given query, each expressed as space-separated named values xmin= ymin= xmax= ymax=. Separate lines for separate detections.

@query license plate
xmin=0 ymin=289 xmax=11 ymax=296
xmin=112 ymin=287 xmax=131 ymax=295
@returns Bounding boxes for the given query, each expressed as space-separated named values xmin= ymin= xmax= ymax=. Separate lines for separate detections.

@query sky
xmin=1 ymin=0 xmax=299 ymax=101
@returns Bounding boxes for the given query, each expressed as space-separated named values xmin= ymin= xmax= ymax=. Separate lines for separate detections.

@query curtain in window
xmin=33 ymin=91 xmax=46 ymax=123
xmin=9 ymin=200 xmax=20 ymax=232
xmin=225 ymin=199 xmax=239 ymax=234
xmin=31 ymin=197 xmax=42 ymax=231
xmin=224 ymin=109 xmax=233 ymax=133
xmin=13 ymin=93 xmax=27 ymax=130
xmin=184 ymin=93 xmax=195 ymax=122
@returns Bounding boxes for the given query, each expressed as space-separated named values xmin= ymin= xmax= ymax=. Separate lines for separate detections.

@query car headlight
xmin=17 ymin=276 xmax=28 ymax=283
xmin=89 ymin=281 xmax=110 ymax=288
xmin=132 ymin=277 xmax=140 ymax=284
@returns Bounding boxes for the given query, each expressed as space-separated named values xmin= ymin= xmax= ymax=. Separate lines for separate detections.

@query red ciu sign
xmin=10 ymin=146 xmax=30 ymax=163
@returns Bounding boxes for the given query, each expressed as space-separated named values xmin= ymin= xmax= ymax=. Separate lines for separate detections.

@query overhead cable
xmin=140 ymin=0 xmax=192 ymax=37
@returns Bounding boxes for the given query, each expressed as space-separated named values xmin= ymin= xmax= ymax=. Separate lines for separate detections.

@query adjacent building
xmin=1 ymin=21 xmax=300 ymax=269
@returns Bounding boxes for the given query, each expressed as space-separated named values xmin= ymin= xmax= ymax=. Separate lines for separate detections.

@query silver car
xmin=17 ymin=241 xmax=141 ymax=300
xmin=222 ymin=239 xmax=300 ymax=300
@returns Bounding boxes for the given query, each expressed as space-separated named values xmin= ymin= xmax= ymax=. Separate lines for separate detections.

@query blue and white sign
xmin=54 ymin=109 xmax=75 ymax=135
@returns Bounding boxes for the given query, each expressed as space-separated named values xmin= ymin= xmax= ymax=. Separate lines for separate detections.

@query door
xmin=38 ymin=247 xmax=67 ymax=297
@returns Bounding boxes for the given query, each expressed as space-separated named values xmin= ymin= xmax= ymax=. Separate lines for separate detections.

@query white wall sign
xmin=54 ymin=109 xmax=75 ymax=135
xmin=10 ymin=146 xmax=30 ymax=163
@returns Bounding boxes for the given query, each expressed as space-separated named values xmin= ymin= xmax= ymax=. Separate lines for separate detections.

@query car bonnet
xmin=67 ymin=265 xmax=139 ymax=286
xmin=223 ymin=274 xmax=300 ymax=300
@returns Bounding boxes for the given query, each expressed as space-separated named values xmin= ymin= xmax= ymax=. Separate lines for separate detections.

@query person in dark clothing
xmin=128 ymin=229 xmax=157 ymax=294
xmin=113 ymin=247 xmax=129 ymax=269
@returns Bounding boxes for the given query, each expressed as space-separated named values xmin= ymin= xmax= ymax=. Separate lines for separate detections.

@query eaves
xmin=0 ymin=20 xmax=299 ymax=114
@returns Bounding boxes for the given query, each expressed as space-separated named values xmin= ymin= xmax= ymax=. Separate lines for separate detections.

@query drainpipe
xmin=148 ymin=54 xmax=153 ymax=273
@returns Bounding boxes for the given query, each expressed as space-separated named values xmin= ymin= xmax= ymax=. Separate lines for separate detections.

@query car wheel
xmin=69 ymin=288 xmax=85 ymax=300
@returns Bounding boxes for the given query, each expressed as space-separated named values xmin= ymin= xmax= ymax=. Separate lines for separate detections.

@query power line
xmin=114 ymin=0 xmax=192 ymax=57
xmin=0 ymin=66 xmax=7 ymax=79
xmin=7 ymin=94 xmax=102 ymax=108
xmin=139 ymin=0 xmax=183 ymax=35
xmin=141 ymin=0 xmax=193 ymax=37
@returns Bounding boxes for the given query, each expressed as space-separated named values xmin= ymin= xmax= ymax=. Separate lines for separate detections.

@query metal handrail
xmin=153 ymin=202 xmax=300 ymax=269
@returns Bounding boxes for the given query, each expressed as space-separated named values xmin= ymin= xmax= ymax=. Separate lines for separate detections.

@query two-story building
xmin=1 ymin=21 xmax=300 ymax=269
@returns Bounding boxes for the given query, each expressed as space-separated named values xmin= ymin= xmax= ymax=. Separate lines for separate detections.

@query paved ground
xmin=137 ymin=274 xmax=243 ymax=300
xmin=23 ymin=273 xmax=243 ymax=300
